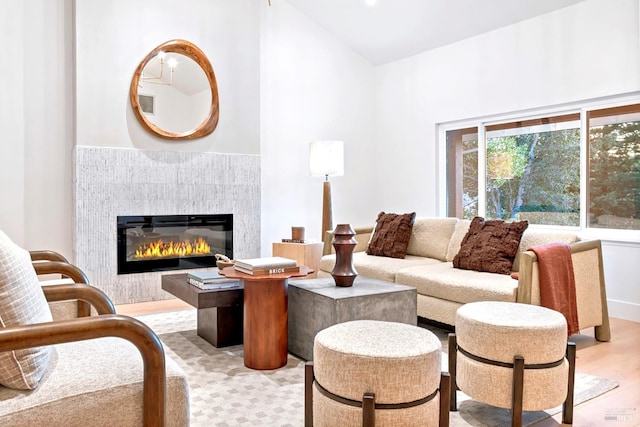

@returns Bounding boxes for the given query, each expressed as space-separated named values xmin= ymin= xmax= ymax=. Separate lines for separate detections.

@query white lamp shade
xmin=309 ymin=140 xmax=344 ymax=177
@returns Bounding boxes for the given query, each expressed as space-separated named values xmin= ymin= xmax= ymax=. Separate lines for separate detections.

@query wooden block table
xmin=272 ymin=242 xmax=323 ymax=279
xmin=161 ymin=273 xmax=243 ymax=347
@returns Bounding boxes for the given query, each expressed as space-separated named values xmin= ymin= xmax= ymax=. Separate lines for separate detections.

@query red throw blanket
xmin=529 ymin=243 xmax=580 ymax=337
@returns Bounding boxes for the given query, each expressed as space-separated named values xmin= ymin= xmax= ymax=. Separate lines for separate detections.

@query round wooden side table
xmin=221 ymin=266 xmax=312 ymax=370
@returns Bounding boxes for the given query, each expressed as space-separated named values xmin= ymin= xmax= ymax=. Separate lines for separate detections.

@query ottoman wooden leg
xmin=362 ymin=392 xmax=375 ymax=427
xmin=563 ymin=342 xmax=577 ymax=425
xmin=305 ymin=362 xmax=314 ymax=427
xmin=440 ymin=372 xmax=451 ymax=427
xmin=511 ymin=355 xmax=525 ymax=427
xmin=448 ymin=333 xmax=458 ymax=411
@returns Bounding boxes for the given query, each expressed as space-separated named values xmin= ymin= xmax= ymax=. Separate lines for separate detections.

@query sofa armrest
xmin=517 ymin=240 xmax=611 ymax=341
xmin=322 ymin=226 xmax=375 ymax=256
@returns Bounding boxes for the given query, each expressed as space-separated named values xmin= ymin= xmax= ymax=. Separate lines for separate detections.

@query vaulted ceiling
xmin=285 ymin=0 xmax=588 ymax=65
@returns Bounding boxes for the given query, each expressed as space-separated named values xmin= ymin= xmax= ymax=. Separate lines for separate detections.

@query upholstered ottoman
xmin=449 ymin=301 xmax=576 ymax=427
xmin=305 ymin=320 xmax=450 ymax=427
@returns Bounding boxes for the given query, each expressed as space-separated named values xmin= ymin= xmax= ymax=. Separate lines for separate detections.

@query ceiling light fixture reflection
xmin=140 ymin=50 xmax=177 ymax=86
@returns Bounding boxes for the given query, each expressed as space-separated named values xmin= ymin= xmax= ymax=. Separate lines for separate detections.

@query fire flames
xmin=134 ymin=237 xmax=211 ymax=259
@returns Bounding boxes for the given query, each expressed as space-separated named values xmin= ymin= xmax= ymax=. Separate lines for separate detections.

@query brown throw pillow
xmin=453 ymin=216 xmax=528 ymax=275
xmin=366 ymin=212 xmax=416 ymax=258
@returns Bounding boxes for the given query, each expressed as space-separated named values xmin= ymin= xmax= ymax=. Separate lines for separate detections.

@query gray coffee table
xmin=287 ymin=275 xmax=417 ymax=360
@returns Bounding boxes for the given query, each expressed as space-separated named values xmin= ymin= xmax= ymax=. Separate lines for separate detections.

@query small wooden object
xmin=272 ymin=241 xmax=323 ymax=279
xmin=331 ymin=224 xmax=358 ymax=287
xmin=292 ymin=226 xmax=305 ymax=241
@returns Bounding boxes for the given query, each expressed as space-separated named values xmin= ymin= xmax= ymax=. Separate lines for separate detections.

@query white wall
xmin=75 ymin=0 xmax=260 ymax=154
xmin=2 ymin=0 xmax=260 ymax=256
xmin=0 ymin=0 xmax=73 ymax=255
xmin=0 ymin=2 xmax=25 ymax=244
xmin=374 ymin=0 xmax=640 ymax=321
xmin=259 ymin=1 xmax=378 ymax=251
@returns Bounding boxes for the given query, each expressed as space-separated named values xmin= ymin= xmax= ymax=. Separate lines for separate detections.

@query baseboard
xmin=607 ymin=299 xmax=640 ymax=323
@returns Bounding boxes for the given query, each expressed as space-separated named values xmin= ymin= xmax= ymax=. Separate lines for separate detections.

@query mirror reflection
xmin=138 ymin=53 xmax=211 ymax=134
xmin=130 ymin=39 xmax=219 ymax=140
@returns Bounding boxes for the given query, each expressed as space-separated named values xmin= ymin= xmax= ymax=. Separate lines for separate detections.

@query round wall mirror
xmin=130 ymin=39 xmax=219 ymax=140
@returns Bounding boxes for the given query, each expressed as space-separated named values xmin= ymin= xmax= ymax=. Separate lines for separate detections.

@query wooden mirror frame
xmin=130 ymin=39 xmax=219 ymax=140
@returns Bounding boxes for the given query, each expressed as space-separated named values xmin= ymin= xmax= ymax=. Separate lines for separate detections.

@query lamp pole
xmin=322 ymin=175 xmax=333 ymax=241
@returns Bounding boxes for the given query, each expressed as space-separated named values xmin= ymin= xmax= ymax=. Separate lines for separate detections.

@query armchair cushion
xmin=0 ymin=232 xmax=53 ymax=389
xmin=0 ymin=337 xmax=189 ymax=426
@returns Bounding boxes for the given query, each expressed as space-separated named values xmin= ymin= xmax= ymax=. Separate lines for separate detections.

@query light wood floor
xmin=116 ymin=300 xmax=639 ymax=426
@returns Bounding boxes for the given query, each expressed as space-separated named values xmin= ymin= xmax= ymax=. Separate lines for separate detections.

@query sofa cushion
xmin=0 ymin=337 xmax=190 ymax=426
xmin=0 ymin=231 xmax=53 ymax=390
xmin=396 ymin=262 xmax=519 ymax=304
xmin=512 ymin=230 xmax=581 ymax=272
xmin=406 ymin=217 xmax=458 ymax=261
xmin=366 ymin=212 xmax=416 ymax=259
xmin=445 ymin=219 xmax=471 ymax=262
xmin=453 ymin=217 xmax=528 ymax=275
xmin=320 ymin=252 xmax=439 ymax=283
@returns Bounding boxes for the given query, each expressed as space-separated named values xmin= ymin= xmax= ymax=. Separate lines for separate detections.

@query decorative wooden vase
xmin=331 ymin=224 xmax=358 ymax=287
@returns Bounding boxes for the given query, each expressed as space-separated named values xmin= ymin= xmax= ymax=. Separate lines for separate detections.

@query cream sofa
xmin=318 ymin=217 xmax=611 ymax=342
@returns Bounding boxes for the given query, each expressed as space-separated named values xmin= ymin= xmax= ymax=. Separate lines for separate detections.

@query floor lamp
xmin=309 ymin=140 xmax=344 ymax=240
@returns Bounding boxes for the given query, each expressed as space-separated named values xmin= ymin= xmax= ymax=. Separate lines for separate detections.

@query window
xmin=446 ymin=127 xmax=478 ymax=219
xmin=444 ymin=103 xmax=640 ymax=232
xmin=588 ymin=105 xmax=640 ymax=230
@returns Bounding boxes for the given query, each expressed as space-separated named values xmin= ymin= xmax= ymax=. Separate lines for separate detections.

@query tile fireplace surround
xmin=74 ymin=146 xmax=260 ymax=305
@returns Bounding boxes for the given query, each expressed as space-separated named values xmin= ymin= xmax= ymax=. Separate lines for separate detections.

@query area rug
xmin=135 ymin=309 xmax=618 ymax=427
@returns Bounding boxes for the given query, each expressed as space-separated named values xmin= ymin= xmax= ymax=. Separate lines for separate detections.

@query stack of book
xmin=187 ymin=270 xmax=240 ymax=290
xmin=233 ymin=256 xmax=299 ymax=275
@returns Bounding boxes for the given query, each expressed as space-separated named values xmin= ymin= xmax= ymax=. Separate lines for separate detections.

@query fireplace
xmin=117 ymin=214 xmax=233 ymax=274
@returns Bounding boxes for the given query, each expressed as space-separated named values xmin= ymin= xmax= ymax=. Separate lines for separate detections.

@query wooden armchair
xmin=30 ymin=250 xmax=92 ymax=318
xmin=0 ymin=248 xmax=189 ymax=426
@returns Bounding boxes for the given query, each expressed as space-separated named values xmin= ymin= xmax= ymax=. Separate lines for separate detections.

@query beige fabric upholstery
xmin=314 ymin=320 xmax=441 ymax=403
xmin=456 ymin=302 xmax=567 ymax=364
xmin=0 ymin=337 xmax=190 ymax=426
xmin=46 ymin=301 xmax=80 ymax=321
xmin=445 ymin=219 xmax=471 ymax=262
xmin=312 ymin=383 xmax=439 ymax=427
xmin=571 ymin=247 xmax=604 ymax=329
xmin=39 ymin=279 xmax=79 ymax=321
xmin=0 ymin=231 xmax=53 ymax=390
xmin=313 ymin=320 xmax=441 ymax=427
xmin=512 ymin=229 xmax=580 ymax=272
xmin=417 ymin=294 xmax=461 ymax=326
xmin=319 ymin=252 xmax=437 ymax=283
xmin=457 ymin=353 xmax=568 ymax=410
xmin=397 ymin=262 xmax=518 ymax=304
xmin=406 ymin=217 xmax=458 ymax=261
xmin=455 ymin=301 xmax=569 ymax=410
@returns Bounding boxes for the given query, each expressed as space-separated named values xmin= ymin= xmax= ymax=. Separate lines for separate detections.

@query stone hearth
xmin=74 ymin=146 xmax=260 ymax=305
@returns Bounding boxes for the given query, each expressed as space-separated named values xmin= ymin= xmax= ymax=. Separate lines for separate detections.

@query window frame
xmin=438 ymin=94 xmax=640 ymax=243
